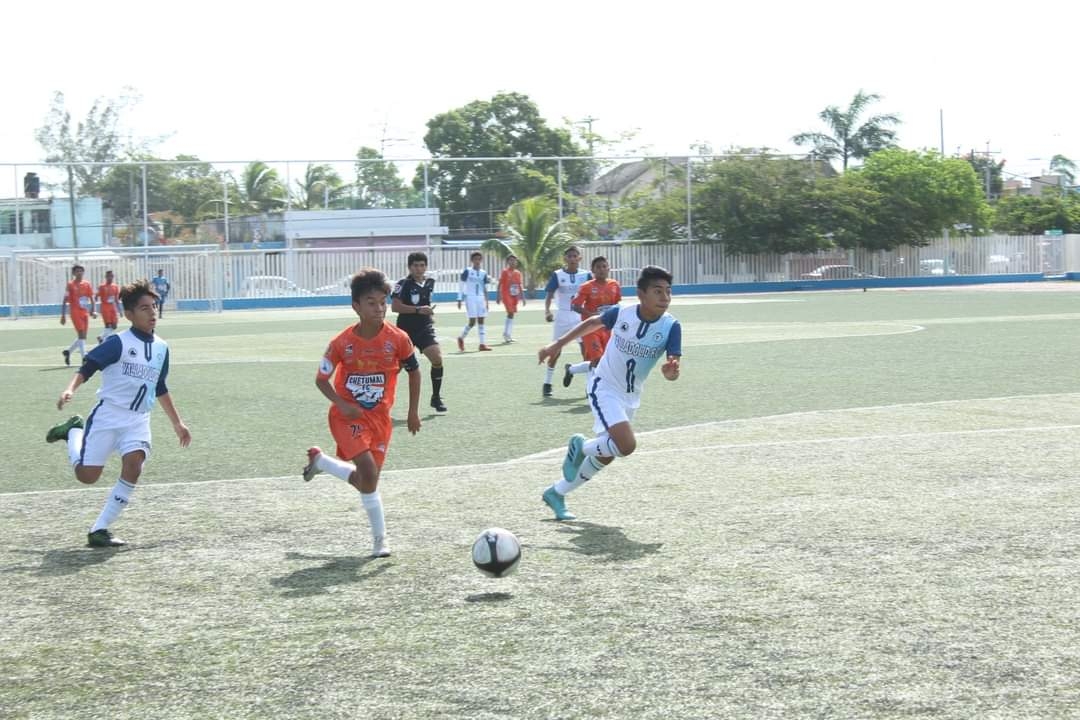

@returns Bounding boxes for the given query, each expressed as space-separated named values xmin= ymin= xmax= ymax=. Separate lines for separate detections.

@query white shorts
xmin=553 ymin=310 xmax=581 ymax=341
xmin=80 ymin=401 xmax=153 ymax=467
xmin=585 ymin=376 xmax=638 ymax=435
xmin=463 ymin=296 xmax=487 ymax=318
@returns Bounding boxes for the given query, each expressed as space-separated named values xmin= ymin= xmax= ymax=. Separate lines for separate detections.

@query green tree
xmin=853 ymin=149 xmax=988 ymax=247
xmin=992 ymin=194 xmax=1080 ymax=234
xmin=482 ymin=196 xmax=577 ymax=296
xmin=792 ymin=90 xmax=900 ymax=172
xmin=962 ymin=151 xmax=1005 ymax=200
xmin=233 ymin=161 xmax=286 ymax=214
xmin=294 ymin=163 xmax=343 ymax=209
xmin=33 ymin=89 xmax=148 ymax=195
xmin=1049 ymin=154 xmax=1077 ymax=186
xmin=355 ymin=147 xmax=420 ymax=208
xmin=416 ymin=92 xmax=589 ymax=230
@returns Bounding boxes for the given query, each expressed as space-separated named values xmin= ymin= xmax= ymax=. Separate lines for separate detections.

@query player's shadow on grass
xmin=546 ymin=522 xmax=663 ymax=562
xmin=537 ymin=396 xmax=586 ymax=407
xmin=271 ymin=552 xmax=391 ymax=598
xmin=39 ymin=366 xmax=75 ymax=373
xmin=5 ymin=547 xmax=124 ymax=577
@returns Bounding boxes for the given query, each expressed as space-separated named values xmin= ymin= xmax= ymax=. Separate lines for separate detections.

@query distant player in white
xmin=456 ymin=251 xmax=493 ymax=352
xmin=541 ymin=245 xmax=591 ymax=397
xmin=537 ymin=265 xmax=682 ymax=520
xmin=46 ymin=279 xmax=192 ymax=547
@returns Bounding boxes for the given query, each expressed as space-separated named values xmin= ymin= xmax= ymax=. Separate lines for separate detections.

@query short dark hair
xmin=506 ymin=254 xmax=517 ymax=262
xmin=637 ymin=265 xmax=673 ymax=291
xmin=564 ymin=246 xmax=580 ymax=257
xmin=350 ymin=267 xmax=391 ymax=302
xmin=72 ymin=264 xmax=84 ymax=273
xmin=470 ymin=251 xmax=483 ymax=261
xmin=407 ymin=252 xmax=428 ymax=266
xmin=591 ymin=256 xmax=608 ymax=270
xmin=120 ymin=279 xmax=159 ymax=311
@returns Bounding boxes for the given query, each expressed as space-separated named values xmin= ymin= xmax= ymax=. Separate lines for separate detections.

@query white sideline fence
xmin=2 ymin=234 xmax=1077 ymax=318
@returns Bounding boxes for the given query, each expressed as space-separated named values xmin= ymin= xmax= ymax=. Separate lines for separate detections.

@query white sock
xmin=555 ymin=456 xmax=605 ymax=495
xmin=315 ymin=452 xmax=355 ymax=482
xmin=460 ymin=325 xmax=472 ymax=338
xmin=67 ymin=427 xmax=85 ymax=466
xmin=583 ymin=436 xmax=623 ymax=458
xmin=569 ymin=361 xmax=591 ymax=375
xmin=66 ymin=339 xmax=79 ymax=353
xmin=90 ymin=478 xmax=135 ymax=532
xmin=478 ymin=325 xmax=487 ymax=344
xmin=504 ymin=318 xmax=513 ymax=337
xmin=544 ymin=366 xmax=555 ymax=384
xmin=77 ymin=339 xmax=86 ymax=358
xmin=361 ymin=491 xmax=386 ymax=538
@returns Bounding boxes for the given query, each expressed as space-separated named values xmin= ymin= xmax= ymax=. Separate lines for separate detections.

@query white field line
xmin=6 ymin=411 xmax=1079 ymax=498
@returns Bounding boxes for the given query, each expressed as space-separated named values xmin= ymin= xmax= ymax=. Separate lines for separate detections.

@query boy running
xmin=496 ymin=254 xmax=525 ymax=343
xmin=303 ymin=268 xmax=422 ymax=558
xmin=391 ymin=252 xmax=449 ymax=413
xmin=541 ymin=246 xmax=590 ymax=397
xmin=563 ymin=256 xmax=621 ymax=388
xmin=456 ymin=251 xmax=493 ymax=351
xmin=96 ymin=269 xmax=121 ymax=344
xmin=60 ymin=264 xmax=96 ymax=366
xmin=538 ymin=266 xmax=682 ymax=521
xmin=46 ymin=279 xmax=191 ymax=547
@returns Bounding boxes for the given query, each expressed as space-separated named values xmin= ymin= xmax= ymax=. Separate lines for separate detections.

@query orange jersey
xmin=65 ymin=280 xmax=94 ymax=316
xmin=97 ymin=282 xmax=121 ymax=320
xmin=499 ymin=268 xmax=524 ymax=302
xmin=317 ymin=322 xmax=416 ymax=420
xmin=572 ymin=278 xmax=621 ymax=318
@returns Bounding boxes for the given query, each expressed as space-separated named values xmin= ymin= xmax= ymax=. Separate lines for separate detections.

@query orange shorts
xmin=70 ymin=310 xmax=89 ymax=334
xmin=582 ymin=328 xmax=610 ymax=363
xmin=328 ymin=407 xmax=392 ymax=468
xmin=501 ymin=295 xmax=520 ymax=314
xmin=101 ymin=309 xmax=119 ymax=327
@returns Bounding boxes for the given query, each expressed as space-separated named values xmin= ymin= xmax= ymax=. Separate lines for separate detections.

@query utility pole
xmin=971 ymin=142 xmax=1002 ymax=201
xmin=576 ymin=116 xmax=599 ymax=184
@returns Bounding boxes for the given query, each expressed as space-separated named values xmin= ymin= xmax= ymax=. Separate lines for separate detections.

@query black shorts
xmin=405 ymin=324 xmax=439 ymax=352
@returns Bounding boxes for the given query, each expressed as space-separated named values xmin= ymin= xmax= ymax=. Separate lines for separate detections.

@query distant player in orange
xmin=496 ymin=254 xmax=525 ymax=343
xmin=301 ymin=268 xmax=422 ymax=559
xmin=60 ymin=264 xmax=96 ymax=366
xmin=96 ymin=269 xmax=121 ymax=344
xmin=563 ymin=256 xmax=621 ymax=388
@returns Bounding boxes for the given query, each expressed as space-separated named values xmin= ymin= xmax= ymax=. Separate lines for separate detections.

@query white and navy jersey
xmin=152 ymin=276 xmax=170 ymax=296
xmin=458 ymin=268 xmax=490 ymax=300
xmin=545 ymin=268 xmax=591 ymax=312
xmin=81 ymin=327 xmax=170 ymax=413
xmin=593 ymin=304 xmax=681 ymax=407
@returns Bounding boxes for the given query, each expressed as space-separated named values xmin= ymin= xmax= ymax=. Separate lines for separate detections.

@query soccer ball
xmin=471 ymin=527 xmax=522 ymax=578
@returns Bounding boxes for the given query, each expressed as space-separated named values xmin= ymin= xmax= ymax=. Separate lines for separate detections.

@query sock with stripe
xmin=90 ymin=478 xmax=136 ymax=533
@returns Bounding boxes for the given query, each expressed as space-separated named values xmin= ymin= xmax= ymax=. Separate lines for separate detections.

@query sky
xmin=3 ymin=0 xmax=1077 ymax=197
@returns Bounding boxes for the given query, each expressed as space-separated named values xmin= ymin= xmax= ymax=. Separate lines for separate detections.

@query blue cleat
xmin=542 ymin=486 xmax=576 ymax=521
xmin=562 ymin=433 xmax=586 ymax=483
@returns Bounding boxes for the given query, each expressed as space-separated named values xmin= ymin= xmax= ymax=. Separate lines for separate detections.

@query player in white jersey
xmin=541 ymin=246 xmax=591 ymax=397
xmin=537 ymin=266 xmax=682 ymax=520
xmin=456 ymin=251 xmax=494 ymax=352
xmin=46 ymin=279 xmax=192 ymax=547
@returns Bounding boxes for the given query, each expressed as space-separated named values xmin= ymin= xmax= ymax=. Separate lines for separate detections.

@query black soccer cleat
xmin=87 ymin=528 xmax=126 ymax=548
xmin=562 ymin=363 xmax=574 ymax=388
xmin=542 ymin=383 xmax=553 ymax=398
xmin=62 ymin=349 xmax=71 ymax=366
xmin=431 ymin=396 xmax=447 ymax=413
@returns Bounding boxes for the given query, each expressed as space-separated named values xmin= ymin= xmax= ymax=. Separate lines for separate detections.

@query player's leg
xmin=86 ymin=449 xmax=145 ymax=547
xmin=423 ymin=341 xmax=447 ymax=413
xmin=503 ymin=302 xmax=516 ymax=342
xmin=350 ymin=423 xmax=391 ymax=557
xmin=458 ymin=314 xmax=475 ymax=351
xmin=476 ymin=304 xmax=491 ymax=350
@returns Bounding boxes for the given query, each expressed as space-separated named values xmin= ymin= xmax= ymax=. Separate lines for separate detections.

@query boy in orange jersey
xmin=302 ymin=268 xmax=422 ymax=558
xmin=96 ymin=269 xmax=121 ymax=344
xmin=563 ymin=256 xmax=622 ymax=388
xmin=496 ymin=254 xmax=525 ymax=343
xmin=60 ymin=264 xmax=96 ymax=366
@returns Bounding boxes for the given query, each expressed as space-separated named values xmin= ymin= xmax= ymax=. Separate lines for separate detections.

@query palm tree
xmin=1049 ymin=154 xmax=1076 ymax=185
xmin=792 ymin=90 xmax=900 ymax=171
xmin=295 ymin=163 xmax=344 ymax=209
xmin=482 ymin=196 xmax=576 ymax=296
xmin=235 ymin=161 xmax=287 ymax=214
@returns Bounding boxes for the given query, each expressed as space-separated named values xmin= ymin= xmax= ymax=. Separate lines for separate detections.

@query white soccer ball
xmin=471 ymin=527 xmax=522 ymax=578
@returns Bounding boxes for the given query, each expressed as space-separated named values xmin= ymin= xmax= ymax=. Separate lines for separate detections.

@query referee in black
xmin=391 ymin=252 xmax=447 ymax=413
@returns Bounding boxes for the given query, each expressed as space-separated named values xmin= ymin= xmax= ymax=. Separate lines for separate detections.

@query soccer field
xmin=3 ymin=287 xmax=1080 ymax=719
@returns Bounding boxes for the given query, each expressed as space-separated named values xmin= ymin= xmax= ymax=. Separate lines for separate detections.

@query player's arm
xmin=56 ymin=336 xmax=122 ymax=408
xmin=89 ymin=290 xmax=96 ymax=317
xmin=661 ymin=321 xmax=683 ymax=381
xmin=60 ymin=287 xmax=69 ymax=323
xmin=538 ymin=316 xmax=605 ymax=365
xmin=154 ymin=349 xmax=190 ymax=444
xmin=457 ymin=269 xmax=468 ymax=309
xmin=543 ymin=272 xmax=558 ymax=321
xmin=315 ymin=350 xmax=361 ymax=418
xmin=571 ymin=286 xmax=588 ymax=317
xmin=401 ymin=346 xmax=422 ymax=434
